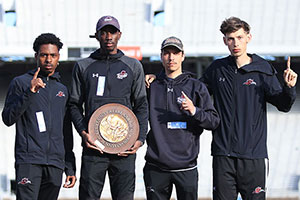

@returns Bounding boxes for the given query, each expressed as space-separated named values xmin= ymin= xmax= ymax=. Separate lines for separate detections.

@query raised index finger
xmin=181 ymin=91 xmax=189 ymax=101
xmin=181 ymin=91 xmax=187 ymax=97
xmin=287 ymin=56 xmax=291 ymax=69
xmin=33 ymin=67 xmax=40 ymax=79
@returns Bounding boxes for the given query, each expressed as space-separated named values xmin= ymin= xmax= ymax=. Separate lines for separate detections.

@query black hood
xmin=235 ymin=54 xmax=277 ymax=75
xmin=157 ymin=70 xmax=195 ymax=85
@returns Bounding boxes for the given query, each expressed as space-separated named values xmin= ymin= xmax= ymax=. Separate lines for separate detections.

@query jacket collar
xmin=89 ymin=48 xmax=124 ymax=60
xmin=229 ymin=54 xmax=277 ymax=75
xmin=157 ymin=69 xmax=194 ymax=85
xmin=28 ymin=69 xmax=61 ymax=81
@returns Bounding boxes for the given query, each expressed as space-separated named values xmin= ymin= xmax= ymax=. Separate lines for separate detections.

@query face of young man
xmin=97 ymin=25 xmax=122 ymax=54
xmin=161 ymin=46 xmax=185 ymax=77
xmin=223 ymin=28 xmax=252 ymax=58
xmin=35 ymin=44 xmax=60 ymax=77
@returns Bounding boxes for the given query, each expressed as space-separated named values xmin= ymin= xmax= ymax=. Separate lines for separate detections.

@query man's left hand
xmin=118 ymin=140 xmax=143 ymax=157
xmin=284 ymin=56 xmax=298 ymax=88
xmin=181 ymin=91 xmax=196 ymax=116
xmin=63 ymin=175 xmax=77 ymax=188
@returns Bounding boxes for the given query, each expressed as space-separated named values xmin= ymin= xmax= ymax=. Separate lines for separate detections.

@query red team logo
xmin=252 ymin=186 xmax=265 ymax=194
xmin=56 ymin=91 xmax=65 ymax=97
xmin=116 ymin=70 xmax=128 ymax=79
xmin=243 ymin=79 xmax=257 ymax=86
xmin=177 ymin=94 xmax=186 ymax=104
xmin=18 ymin=178 xmax=32 ymax=185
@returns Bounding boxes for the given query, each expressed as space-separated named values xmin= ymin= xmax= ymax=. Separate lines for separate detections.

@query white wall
xmin=1 ymin=0 xmax=300 ymax=58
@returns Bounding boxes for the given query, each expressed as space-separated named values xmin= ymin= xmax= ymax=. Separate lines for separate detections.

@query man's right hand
xmin=30 ymin=67 xmax=46 ymax=93
xmin=81 ymin=130 xmax=103 ymax=154
xmin=145 ymin=74 xmax=156 ymax=88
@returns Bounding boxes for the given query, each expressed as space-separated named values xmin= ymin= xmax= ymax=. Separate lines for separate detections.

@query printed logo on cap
xmin=104 ymin=17 xmax=113 ymax=21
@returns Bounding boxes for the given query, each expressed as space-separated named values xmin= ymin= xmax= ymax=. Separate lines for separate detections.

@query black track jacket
xmin=2 ymin=69 xmax=76 ymax=176
xmin=201 ymin=54 xmax=296 ymax=159
xmin=69 ymin=49 xmax=148 ymax=146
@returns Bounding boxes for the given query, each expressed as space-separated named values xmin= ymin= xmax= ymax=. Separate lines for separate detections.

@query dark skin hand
xmin=30 ymin=67 xmax=46 ymax=93
xmin=117 ymin=140 xmax=143 ymax=157
xmin=63 ymin=175 xmax=77 ymax=188
xmin=81 ymin=130 xmax=142 ymax=156
xmin=81 ymin=130 xmax=104 ymax=154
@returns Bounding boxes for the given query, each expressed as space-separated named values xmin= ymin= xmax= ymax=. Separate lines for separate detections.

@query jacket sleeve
xmin=131 ymin=61 xmax=149 ymax=143
xmin=2 ymin=78 xmax=34 ymax=126
xmin=63 ymin=104 xmax=76 ymax=176
xmin=265 ymin=75 xmax=296 ymax=112
xmin=192 ymin=82 xmax=220 ymax=130
xmin=68 ymin=62 xmax=86 ymax=135
xmin=199 ymin=66 xmax=213 ymax=95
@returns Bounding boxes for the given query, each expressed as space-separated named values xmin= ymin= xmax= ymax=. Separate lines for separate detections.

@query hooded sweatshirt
xmin=145 ymin=71 xmax=220 ymax=170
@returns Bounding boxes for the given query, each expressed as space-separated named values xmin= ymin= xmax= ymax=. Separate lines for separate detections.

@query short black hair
xmin=220 ymin=17 xmax=250 ymax=35
xmin=33 ymin=33 xmax=63 ymax=53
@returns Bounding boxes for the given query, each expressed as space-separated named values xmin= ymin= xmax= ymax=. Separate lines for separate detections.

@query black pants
xmin=15 ymin=164 xmax=63 ymax=200
xmin=79 ymin=153 xmax=136 ymax=200
xmin=143 ymin=163 xmax=198 ymax=200
xmin=213 ymin=156 xmax=267 ymax=200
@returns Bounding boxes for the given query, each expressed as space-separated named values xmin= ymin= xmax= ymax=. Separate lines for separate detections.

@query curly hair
xmin=33 ymin=33 xmax=63 ymax=53
xmin=220 ymin=17 xmax=250 ymax=35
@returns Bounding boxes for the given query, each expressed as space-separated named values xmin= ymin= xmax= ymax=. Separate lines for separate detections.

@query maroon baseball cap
xmin=90 ymin=15 xmax=120 ymax=38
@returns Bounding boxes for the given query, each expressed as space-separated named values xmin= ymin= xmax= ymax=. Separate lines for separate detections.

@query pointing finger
xmin=287 ymin=56 xmax=291 ymax=70
xmin=33 ymin=67 xmax=40 ymax=79
xmin=181 ymin=91 xmax=187 ymax=98
xmin=181 ymin=91 xmax=191 ymax=102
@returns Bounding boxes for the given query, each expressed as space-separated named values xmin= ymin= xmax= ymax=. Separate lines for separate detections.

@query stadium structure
xmin=1 ymin=0 xmax=300 ymax=199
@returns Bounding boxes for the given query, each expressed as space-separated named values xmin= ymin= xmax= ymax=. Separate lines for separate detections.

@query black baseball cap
xmin=89 ymin=15 xmax=120 ymax=38
xmin=161 ymin=36 xmax=184 ymax=51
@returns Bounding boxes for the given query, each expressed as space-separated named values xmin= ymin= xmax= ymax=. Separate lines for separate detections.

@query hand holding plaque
xmin=88 ymin=103 xmax=139 ymax=154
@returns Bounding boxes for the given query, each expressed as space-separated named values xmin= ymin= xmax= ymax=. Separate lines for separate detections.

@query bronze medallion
xmin=88 ymin=103 xmax=139 ymax=154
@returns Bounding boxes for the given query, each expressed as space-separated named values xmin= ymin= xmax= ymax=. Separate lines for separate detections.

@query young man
xmin=144 ymin=36 xmax=220 ymax=200
xmin=145 ymin=17 xmax=297 ymax=199
xmin=68 ymin=16 xmax=148 ymax=200
xmin=2 ymin=33 xmax=76 ymax=200
xmin=201 ymin=17 xmax=297 ymax=200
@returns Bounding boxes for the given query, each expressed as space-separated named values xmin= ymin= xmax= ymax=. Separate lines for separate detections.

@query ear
xmin=223 ymin=36 xmax=228 ymax=46
xmin=95 ymin=32 xmax=100 ymax=42
xmin=118 ymin=31 xmax=122 ymax=40
xmin=34 ymin=52 xmax=38 ymax=59
xmin=181 ymin=53 xmax=185 ymax=62
xmin=246 ymin=33 xmax=252 ymax=43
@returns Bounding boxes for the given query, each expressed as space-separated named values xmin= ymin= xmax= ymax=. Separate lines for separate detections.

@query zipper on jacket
xmin=106 ymin=56 xmax=111 ymax=96
xmin=227 ymin=67 xmax=238 ymax=156
xmin=46 ymin=76 xmax=51 ymax=164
